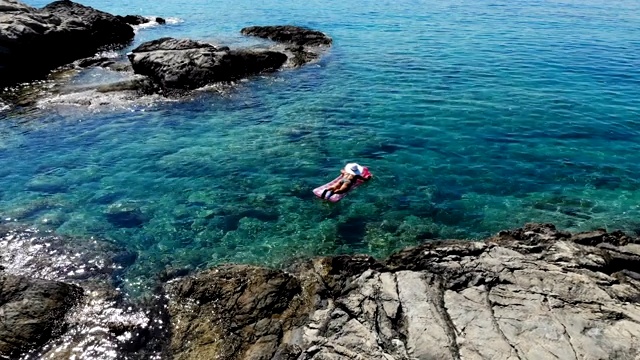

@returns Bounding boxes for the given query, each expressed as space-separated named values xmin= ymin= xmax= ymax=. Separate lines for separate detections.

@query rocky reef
xmin=127 ymin=26 xmax=332 ymax=92
xmin=0 ymin=0 xmax=332 ymax=106
xmin=2 ymin=223 xmax=639 ymax=359
xmin=241 ymin=25 xmax=333 ymax=68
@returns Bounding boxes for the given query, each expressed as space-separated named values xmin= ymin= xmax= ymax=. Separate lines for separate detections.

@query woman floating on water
xmin=320 ymin=163 xmax=371 ymax=200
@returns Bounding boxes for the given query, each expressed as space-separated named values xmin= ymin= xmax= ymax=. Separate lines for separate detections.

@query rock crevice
xmin=164 ymin=223 xmax=640 ymax=360
xmin=3 ymin=223 xmax=640 ymax=359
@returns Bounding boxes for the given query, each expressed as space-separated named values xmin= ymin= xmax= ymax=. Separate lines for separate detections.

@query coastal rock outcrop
xmin=116 ymin=14 xmax=150 ymax=26
xmin=115 ymin=15 xmax=166 ymax=26
xmin=0 ymin=0 xmax=135 ymax=88
xmin=166 ymin=223 xmax=640 ymax=360
xmin=241 ymin=25 xmax=333 ymax=47
xmin=241 ymin=25 xmax=332 ymax=67
xmin=4 ymin=221 xmax=639 ymax=359
xmin=128 ymin=37 xmax=288 ymax=90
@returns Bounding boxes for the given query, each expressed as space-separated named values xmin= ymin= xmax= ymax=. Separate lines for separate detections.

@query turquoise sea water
xmin=4 ymin=0 xmax=640 ymax=289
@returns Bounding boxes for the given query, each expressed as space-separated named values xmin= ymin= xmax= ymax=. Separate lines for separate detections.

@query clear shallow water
xmin=4 ymin=0 xmax=640 ymax=290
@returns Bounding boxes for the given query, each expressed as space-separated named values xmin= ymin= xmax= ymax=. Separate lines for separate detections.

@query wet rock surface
xmin=242 ymin=25 xmax=332 ymax=67
xmin=105 ymin=201 xmax=149 ymax=228
xmin=0 ymin=272 xmax=82 ymax=359
xmin=166 ymin=223 xmax=640 ymax=360
xmin=127 ymin=26 xmax=332 ymax=93
xmin=3 ymin=222 xmax=639 ymax=359
xmin=241 ymin=25 xmax=333 ymax=47
xmin=128 ymin=37 xmax=288 ymax=91
xmin=0 ymin=0 xmax=136 ymax=88
xmin=0 ymin=225 xmax=165 ymax=359
xmin=166 ymin=265 xmax=303 ymax=359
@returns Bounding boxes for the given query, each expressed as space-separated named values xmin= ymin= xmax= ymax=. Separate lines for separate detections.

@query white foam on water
xmin=164 ymin=17 xmax=183 ymax=25
xmin=0 ymin=228 xmax=165 ymax=359
xmin=94 ymin=50 xmax=120 ymax=59
xmin=35 ymin=89 xmax=168 ymax=114
xmin=133 ymin=16 xmax=183 ymax=32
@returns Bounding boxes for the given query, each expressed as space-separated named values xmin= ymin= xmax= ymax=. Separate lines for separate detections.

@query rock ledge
xmin=165 ymin=223 xmax=640 ymax=360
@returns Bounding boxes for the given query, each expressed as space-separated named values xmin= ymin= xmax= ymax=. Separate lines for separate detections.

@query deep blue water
xmin=4 ymin=0 xmax=640 ymax=290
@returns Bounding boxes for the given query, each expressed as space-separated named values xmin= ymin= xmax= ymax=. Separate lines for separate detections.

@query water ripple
xmin=8 ymin=0 xmax=640 ymax=291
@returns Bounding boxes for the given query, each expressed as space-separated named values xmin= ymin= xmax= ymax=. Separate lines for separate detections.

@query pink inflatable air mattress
xmin=313 ymin=167 xmax=372 ymax=202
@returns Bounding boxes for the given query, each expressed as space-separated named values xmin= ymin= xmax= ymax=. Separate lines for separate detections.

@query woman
xmin=321 ymin=163 xmax=364 ymax=199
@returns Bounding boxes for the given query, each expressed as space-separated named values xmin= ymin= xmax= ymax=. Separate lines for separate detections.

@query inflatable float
xmin=313 ymin=163 xmax=372 ymax=202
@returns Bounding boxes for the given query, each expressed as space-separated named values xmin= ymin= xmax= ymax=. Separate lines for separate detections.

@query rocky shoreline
xmin=0 ymin=0 xmax=136 ymax=88
xmin=0 ymin=0 xmax=333 ymax=107
xmin=2 ymin=2 xmax=639 ymax=360
xmin=1 ymin=223 xmax=639 ymax=359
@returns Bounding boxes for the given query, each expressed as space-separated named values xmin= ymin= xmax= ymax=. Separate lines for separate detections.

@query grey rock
xmin=241 ymin=25 xmax=332 ymax=67
xmin=0 ymin=272 xmax=82 ymax=358
xmin=166 ymin=223 xmax=640 ymax=359
xmin=0 ymin=0 xmax=135 ymax=88
xmin=241 ymin=25 xmax=332 ymax=47
xmin=128 ymin=37 xmax=288 ymax=90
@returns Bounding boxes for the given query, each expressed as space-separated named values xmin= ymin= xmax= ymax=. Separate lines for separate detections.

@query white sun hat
xmin=344 ymin=162 xmax=363 ymax=175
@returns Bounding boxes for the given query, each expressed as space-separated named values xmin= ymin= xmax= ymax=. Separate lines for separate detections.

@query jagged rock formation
xmin=241 ymin=25 xmax=333 ymax=47
xmin=1 ymin=11 xmax=330 ymax=103
xmin=241 ymin=25 xmax=332 ymax=67
xmin=3 ymin=223 xmax=639 ymax=359
xmin=128 ymin=37 xmax=288 ymax=91
xmin=0 ymin=0 xmax=137 ymax=89
xmin=116 ymin=14 xmax=150 ymax=26
xmin=165 ymin=224 xmax=640 ymax=359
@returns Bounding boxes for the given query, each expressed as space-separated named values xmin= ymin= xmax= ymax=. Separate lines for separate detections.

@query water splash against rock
xmin=0 ymin=225 xmax=167 ymax=359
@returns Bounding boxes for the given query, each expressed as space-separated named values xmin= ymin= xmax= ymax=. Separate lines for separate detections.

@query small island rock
xmin=128 ymin=37 xmax=288 ymax=90
xmin=241 ymin=25 xmax=332 ymax=47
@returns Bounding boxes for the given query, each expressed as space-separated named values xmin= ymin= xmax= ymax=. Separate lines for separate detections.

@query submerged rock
xmin=105 ymin=201 xmax=148 ymax=228
xmin=241 ymin=25 xmax=333 ymax=47
xmin=166 ymin=223 xmax=640 ymax=359
xmin=0 ymin=0 xmax=136 ymax=89
xmin=128 ymin=37 xmax=288 ymax=90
